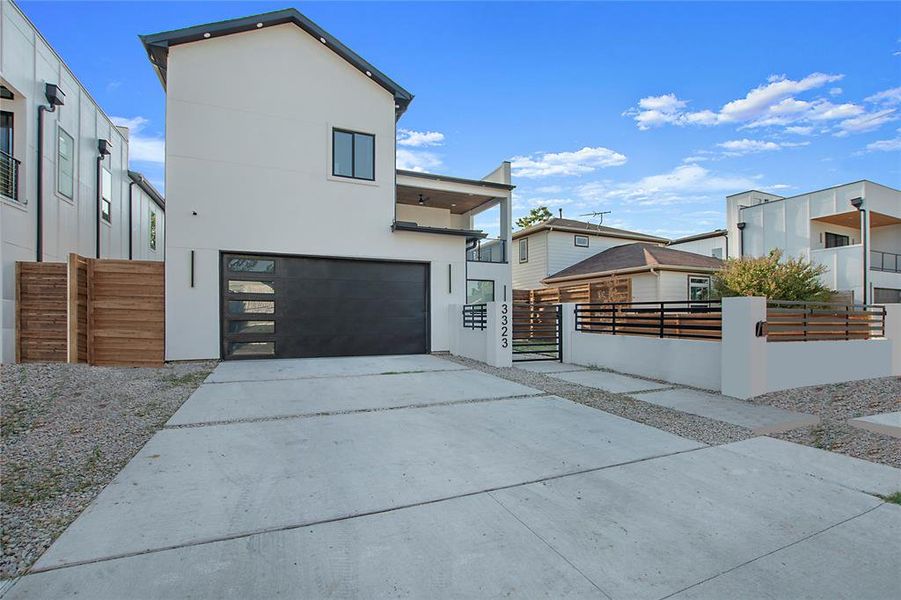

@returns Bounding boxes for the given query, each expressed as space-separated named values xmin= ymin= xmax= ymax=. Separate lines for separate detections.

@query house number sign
xmin=500 ymin=303 xmax=509 ymax=348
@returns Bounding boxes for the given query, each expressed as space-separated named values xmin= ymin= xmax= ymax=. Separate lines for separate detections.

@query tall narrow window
xmin=57 ymin=126 xmax=74 ymax=199
xmin=149 ymin=210 xmax=157 ymax=250
xmin=332 ymin=129 xmax=375 ymax=181
xmin=519 ymin=238 xmax=529 ymax=263
xmin=101 ymin=167 xmax=112 ymax=222
xmin=0 ymin=110 xmax=15 ymax=201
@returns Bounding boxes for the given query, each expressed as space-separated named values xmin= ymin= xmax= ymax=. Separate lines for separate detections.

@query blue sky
xmin=20 ymin=1 xmax=901 ymax=238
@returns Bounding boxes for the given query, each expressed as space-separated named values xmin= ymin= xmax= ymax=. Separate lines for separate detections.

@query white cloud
xmin=866 ymin=86 xmax=901 ymax=106
xmin=717 ymin=139 xmax=781 ymax=154
xmin=624 ymin=73 xmax=898 ymax=137
xmin=510 ymin=146 xmax=627 ymax=178
xmin=834 ymin=108 xmax=898 ymax=136
xmin=396 ymin=129 xmax=445 ymax=147
xmin=865 ymin=129 xmax=901 ymax=152
xmin=111 ymin=116 xmax=164 ymax=164
xmin=396 ymin=149 xmax=442 ymax=172
xmin=575 ymin=164 xmax=759 ymax=206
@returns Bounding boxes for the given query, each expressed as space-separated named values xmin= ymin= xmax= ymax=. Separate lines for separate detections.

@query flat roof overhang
xmin=391 ymin=221 xmax=487 ymax=242
xmin=396 ymin=170 xmax=513 ymax=215
xmin=812 ymin=210 xmax=901 ymax=229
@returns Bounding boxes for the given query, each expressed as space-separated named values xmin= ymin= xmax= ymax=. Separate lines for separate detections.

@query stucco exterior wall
xmin=0 ymin=0 xmax=149 ymax=362
xmin=163 ymin=24 xmax=471 ymax=360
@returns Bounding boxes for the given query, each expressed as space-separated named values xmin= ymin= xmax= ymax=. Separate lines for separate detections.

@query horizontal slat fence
xmin=575 ymin=301 xmax=723 ymax=340
xmin=515 ymin=277 xmax=632 ymax=306
xmin=766 ymin=301 xmax=885 ymax=342
xmin=16 ymin=254 xmax=164 ymax=366
xmin=16 ymin=262 xmax=68 ymax=362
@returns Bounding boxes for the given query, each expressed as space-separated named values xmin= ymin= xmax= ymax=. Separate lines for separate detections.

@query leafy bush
xmin=712 ymin=249 xmax=833 ymax=301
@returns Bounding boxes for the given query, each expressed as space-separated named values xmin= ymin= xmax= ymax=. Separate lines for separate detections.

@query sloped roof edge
xmin=139 ymin=8 xmax=414 ymax=118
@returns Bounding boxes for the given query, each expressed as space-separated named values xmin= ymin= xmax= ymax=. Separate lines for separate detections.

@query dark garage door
xmin=221 ymin=253 xmax=429 ymax=359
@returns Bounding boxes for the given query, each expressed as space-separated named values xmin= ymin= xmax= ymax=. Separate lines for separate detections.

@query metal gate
xmin=512 ymin=302 xmax=562 ymax=362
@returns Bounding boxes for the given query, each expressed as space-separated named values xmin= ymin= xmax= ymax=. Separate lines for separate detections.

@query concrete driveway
xmin=6 ymin=355 xmax=900 ymax=599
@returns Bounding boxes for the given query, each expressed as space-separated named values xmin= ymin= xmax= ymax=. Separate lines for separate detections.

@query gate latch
xmin=755 ymin=320 xmax=768 ymax=337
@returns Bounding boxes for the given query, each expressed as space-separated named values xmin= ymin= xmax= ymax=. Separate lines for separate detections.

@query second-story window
xmin=57 ymin=126 xmax=74 ymax=199
xmin=149 ymin=210 xmax=157 ymax=250
xmin=332 ymin=129 xmax=374 ymax=181
xmin=101 ymin=167 xmax=112 ymax=222
xmin=824 ymin=232 xmax=849 ymax=248
xmin=574 ymin=234 xmax=589 ymax=247
xmin=519 ymin=238 xmax=529 ymax=263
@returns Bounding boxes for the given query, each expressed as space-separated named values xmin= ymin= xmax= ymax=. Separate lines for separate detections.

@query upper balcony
xmin=392 ymin=168 xmax=514 ymax=262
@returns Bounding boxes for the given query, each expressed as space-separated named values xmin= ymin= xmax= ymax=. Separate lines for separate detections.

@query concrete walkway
xmin=536 ymin=364 xmax=818 ymax=434
xmin=6 ymin=355 xmax=900 ymax=599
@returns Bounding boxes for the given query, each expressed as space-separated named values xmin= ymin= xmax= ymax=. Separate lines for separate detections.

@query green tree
xmin=515 ymin=206 xmax=553 ymax=229
xmin=712 ymin=249 xmax=833 ymax=302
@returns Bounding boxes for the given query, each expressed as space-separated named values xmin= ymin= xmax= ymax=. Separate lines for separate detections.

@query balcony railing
xmin=467 ymin=238 xmax=506 ymax=263
xmin=871 ymin=250 xmax=900 ymax=273
xmin=1 ymin=150 xmax=20 ymax=202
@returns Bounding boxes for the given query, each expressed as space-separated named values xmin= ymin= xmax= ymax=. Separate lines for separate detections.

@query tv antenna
xmin=579 ymin=211 xmax=612 ymax=228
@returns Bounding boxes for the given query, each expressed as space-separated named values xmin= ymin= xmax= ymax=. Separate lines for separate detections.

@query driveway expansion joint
xmin=163 ymin=392 xmax=550 ymax=429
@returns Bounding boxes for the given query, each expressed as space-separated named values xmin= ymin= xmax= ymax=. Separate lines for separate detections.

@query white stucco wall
xmin=0 ymin=0 xmax=136 ymax=362
xmin=164 ymin=23 xmax=477 ymax=360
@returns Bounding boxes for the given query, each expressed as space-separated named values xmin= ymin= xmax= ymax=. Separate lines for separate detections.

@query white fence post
xmin=883 ymin=304 xmax=901 ymax=376
xmin=486 ymin=301 xmax=512 ymax=368
xmin=721 ymin=296 xmax=767 ymax=399
xmin=561 ymin=302 xmax=576 ymax=363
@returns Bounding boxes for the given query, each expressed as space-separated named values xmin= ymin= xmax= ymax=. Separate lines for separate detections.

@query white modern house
xmin=512 ymin=217 xmax=667 ymax=289
xmin=140 ymin=8 xmax=513 ymax=361
xmin=667 ymin=229 xmax=728 ymax=259
xmin=0 ymin=0 xmax=164 ymax=363
xmin=727 ymin=181 xmax=900 ymax=303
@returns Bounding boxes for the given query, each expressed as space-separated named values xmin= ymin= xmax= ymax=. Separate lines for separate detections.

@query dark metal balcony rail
xmin=467 ymin=238 xmax=506 ymax=263
xmin=574 ymin=300 xmax=722 ymax=340
xmin=462 ymin=303 xmax=487 ymax=330
xmin=766 ymin=300 xmax=886 ymax=342
xmin=1 ymin=150 xmax=20 ymax=202
xmin=871 ymin=250 xmax=900 ymax=274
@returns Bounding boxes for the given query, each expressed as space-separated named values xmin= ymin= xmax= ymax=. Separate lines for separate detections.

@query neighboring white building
xmin=127 ymin=171 xmax=165 ymax=261
xmin=726 ymin=180 xmax=900 ymax=304
xmin=512 ymin=217 xmax=668 ymax=289
xmin=140 ymin=8 xmax=513 ymax=361
xmin=0 ymin=0 xmax=164 ymax=363
xmin=667 ymin=229 xmax=728 ymax=259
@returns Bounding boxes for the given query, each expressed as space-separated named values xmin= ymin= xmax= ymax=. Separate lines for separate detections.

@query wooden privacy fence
xmin=515 ymin=277 xmax=632 ymax=306
xmin=766 ymin=301 xmax=886 ymax=342
xmin=574 ymin=301 xmax=723 ymax=340
xmin=16 ymin=254 xmax=164 ymax=366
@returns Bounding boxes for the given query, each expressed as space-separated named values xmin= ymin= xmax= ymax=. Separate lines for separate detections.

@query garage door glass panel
xmin=228 ymin=341 xmax=275 ymax=356
xmin=228 ymin=258 xmax=275 ymax=273
xmin=227 ymin=320 xmax=275 ymax=334
xmin=228 ymin=300 xmax=274 ymax=314
xmin=228 ymin=280 xmax=275 ymax=294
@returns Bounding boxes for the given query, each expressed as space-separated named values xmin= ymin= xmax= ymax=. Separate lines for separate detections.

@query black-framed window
xmin=574 ymin=234 xmax=589 ymax=248
xmin=824 ymin=232 xmax=850 ymax=249
xmin=688 ymin=275 xmax=711 ymax=301
xmin=332 ymin=129 xmax=374 ymax=181
xmin=519 ymin=238 xmax=528 ymax=263
xmin=57 ymin=126 xmax=74 ymax=199
xmin=466 ymin=279 xmax=495 ymax=304
xmin=101 ymin=167 xmax=112 ymax=222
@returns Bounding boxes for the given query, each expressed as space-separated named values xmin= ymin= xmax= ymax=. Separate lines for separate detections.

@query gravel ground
xmin=750 ymin=377 xmax=901 ymax=468
xmin=443 ymin=355 xmax=753 ymax=446
xmin=447 ymin=355 xmax=901 ymax=470
xmin=0 ymin=360 xmax=216 ymax=579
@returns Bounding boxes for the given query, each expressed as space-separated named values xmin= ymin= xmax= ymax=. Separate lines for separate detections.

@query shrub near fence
xmin=16 ymin=254 xmax=164 ymax=367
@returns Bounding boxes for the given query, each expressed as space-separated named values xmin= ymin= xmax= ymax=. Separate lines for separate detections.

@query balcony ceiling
xmin=396 ymin=184 xmax=497 ymax=215
xmin=813 ymin=210 xmax=901 ymax=228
